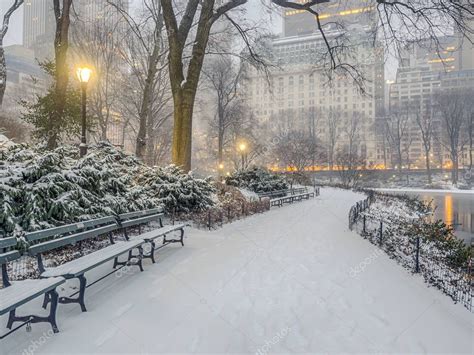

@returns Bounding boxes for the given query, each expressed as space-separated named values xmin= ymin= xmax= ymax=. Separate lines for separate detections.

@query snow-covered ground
xmin=1 ymin=188 xmax=472 ymax=354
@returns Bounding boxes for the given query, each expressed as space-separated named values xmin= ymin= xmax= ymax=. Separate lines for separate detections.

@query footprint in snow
xmin=114 ymin=302 xmax=133 ymax=318
xmin=95 ymin=327 xmax=118 ymax=347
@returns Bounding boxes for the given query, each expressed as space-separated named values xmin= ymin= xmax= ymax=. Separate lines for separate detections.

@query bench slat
xmin=41 ymin=240 xmax=144 ymax=278
xmin=28 ymin=224 xmax=119 ymax=256
xmin=137 ymin=224 xmax=185 ymax=242
xmin=120 ymin=214 xmax=163 ymax=229
xmin=0 ymin=277 xmax=65 ymax=315
xmin=0 ymin=237 xmax=17 ymax=249
xmin=25 ymin=216 xmax=118 ymax=242
xmin=0 ymin=250 xmax=20 ymax=264
xmin=118 ymin=208 xmax=162 ymax=221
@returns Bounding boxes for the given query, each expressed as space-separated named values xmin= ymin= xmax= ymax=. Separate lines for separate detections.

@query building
xmin=22 ymin=0 xmax=129 ymax=61
xmin=3 ymin=45 xmax=49 ymax=112
xmin=243 ymin=22 xmax=385 ymax=168
xmin=283 ymin=0 xmax=376 ymax=37
xmin=23 ymin=0 xmax=55 ymax=60
xmin=387 ymin=36 xmax=474 ymax=170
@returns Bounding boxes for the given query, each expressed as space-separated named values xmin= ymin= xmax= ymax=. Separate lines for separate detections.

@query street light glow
xmin=238 ymin=142 xmax=246 ymax=152
xmin=76 ymin=67 xmax=93 ymax=83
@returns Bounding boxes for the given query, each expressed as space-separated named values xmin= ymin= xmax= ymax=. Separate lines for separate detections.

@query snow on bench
xmin=270 ymin=191 xmax=315 ymax=207
xmin=40 ymin=239 xmax=144 ymax=278
xmin=132 ymin=224 xmax=186 ymax=263
xmin=0 ymin=278 xmax=65 ymax=316
xmin=1 ymin=244 xmax=65 ymax=334
xmin=25 ymin=218 xmax=143 ymax=313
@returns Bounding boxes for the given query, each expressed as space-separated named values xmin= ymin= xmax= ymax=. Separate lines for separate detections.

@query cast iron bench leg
xmin=6 ymin=289 xmax=60 ymax=333
xmin=59 ymin=274 xmax=87 ymax=312
xmin=150 ymin=241 xmax=156 ymax=263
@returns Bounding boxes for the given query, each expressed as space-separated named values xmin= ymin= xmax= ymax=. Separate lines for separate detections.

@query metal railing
xmin=348 ymin=192 xmax=473 ymax=312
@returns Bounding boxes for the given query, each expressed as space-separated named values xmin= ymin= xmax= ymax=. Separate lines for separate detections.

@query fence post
xmin=241 ymin=201 xmax=245 ymax=216
xmin=363 ymin=215 xmax=366 ymax=234
xmin=379 ymin=221 xmax=383 ymax=245
xmin=208 ymin=210 xmax=211 ymax=231
xmin=227 ymin=206 xmax=231 ymax=222
xmin=415 ymin=237 xmax=420 ymax=273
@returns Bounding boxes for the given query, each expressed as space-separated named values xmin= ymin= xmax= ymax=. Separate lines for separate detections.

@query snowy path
xmin=1 ymin=188 xmax=472 ymax=354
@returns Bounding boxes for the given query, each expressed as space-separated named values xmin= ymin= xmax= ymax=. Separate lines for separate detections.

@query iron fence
xmin=348 ymin=192 xmax=473 ymax=312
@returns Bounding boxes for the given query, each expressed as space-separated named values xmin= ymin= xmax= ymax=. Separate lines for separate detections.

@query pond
xmin=401 ymin=191 xmax=473 ymax=244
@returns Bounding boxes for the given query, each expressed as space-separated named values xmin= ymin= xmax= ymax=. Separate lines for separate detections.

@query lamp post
xmin=238 ymin=142 xmax=247 ymax=170
xmin=76 ymin=67 xmax=92 ymax=157
xmin=217 ymin=162 xmax=224 ymax=180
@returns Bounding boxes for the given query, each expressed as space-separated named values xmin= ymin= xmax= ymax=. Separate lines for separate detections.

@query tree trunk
xmin=172 ymin=90 xmax=194 ymax=171
xmin=101 ymin=122 xmax=107 ymax=141
xmin=146 ymin=109 xmax=155 ymax=166
xmin=0 ymin=44 xmax=5 ymax=106
xmin=136 ymin=58 xmax=157 ymax=159
xmin=425 ymin=150 xmax=432 ymax=184
xmin=451 ymin=150 xmax=458 ymax=185
xmin=49 ymin=0 xmax=73 ymax=150
xmin=469 ymin=112 xmax=473 ymax=171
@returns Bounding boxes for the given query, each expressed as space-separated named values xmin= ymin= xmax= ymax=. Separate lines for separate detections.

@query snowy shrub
xmin=0 ymin=142 xmax=216 ymax=237
xmin=136 ymin=165 xmax=215 ymax=213
xmin=225 ymin=167 xmax=288 ymax=193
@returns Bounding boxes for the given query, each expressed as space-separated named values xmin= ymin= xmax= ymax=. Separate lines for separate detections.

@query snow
xmin=376 ymin=187 xmax=474 ymax=195
xmin=0 ymin=134 xmax=14 ymax=150
xmin=1 ymin=188 xmax=472 ymax=354
xmin=238 ymin=188 xmax=259 ymax=201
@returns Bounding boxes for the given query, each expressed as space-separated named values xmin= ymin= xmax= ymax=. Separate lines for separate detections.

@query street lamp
xmin=238 ymin=142 xmax=247 ymax=170
xmin=217 ymin=162 xmax=224 ymax=179
xmin=76 ymin=67 xmax=92 ymax=157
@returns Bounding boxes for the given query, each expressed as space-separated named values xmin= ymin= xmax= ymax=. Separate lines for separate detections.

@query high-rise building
xmin=243 ymin=23 xmax=385 ymax=168
xmin=283 ymin=0 xmax=376 ymax=37
xmin=22 ymin=0 xmax=55 ymax=60
xmin=387 ymin=36 xmax=474 ymax=169
xmin=22 ymin=0 xmax=129 ymax=61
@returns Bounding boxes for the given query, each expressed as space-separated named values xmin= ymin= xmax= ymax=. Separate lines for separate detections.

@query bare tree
xmin=413 ymin=101 xmax=435 ymax=183
xmin=386 ymin=105 xmax=411 ymax=177
xmin=342 ymin=111 xmax=363 ymax=170
xmin=465 ymin=88 xmax=474 ymax=172
xmin=160 ymin=0 xmax=253 ymax=172
xmin=109 ymin=0 xmax=166 ymax=159
xmin=46 ymin=0 xmax=73 ymax=150
xmin=434 ymin=89 xmax=468 ymax=184
xmin=71 ymin=7 xmax=126 ymax=142
xmin=274 ymin=130 xmax=319 ymax=172
xmin=0 ymin=0 xmax=24 ymax=106
xmin=325 ymin=107 xmax=341 ymax=172
xmin=203 ymin=54 xmax=243 ymax=168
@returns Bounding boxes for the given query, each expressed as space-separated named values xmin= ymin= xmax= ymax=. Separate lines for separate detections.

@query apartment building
xmin=388 ymin=36 xmax=474 ymax=169
xmin=243 ymin=26 xmax=385 ymax=168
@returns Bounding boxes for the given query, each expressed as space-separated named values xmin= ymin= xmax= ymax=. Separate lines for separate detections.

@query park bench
xmin=0 ymin=237 xmax=65 ymax=334
xmin=25 ymin=216 xmax=144 ymax=313
xmin=258 ymin=187 xmax=309 ymax=200
xmin=270 ymin=191 xmax=315 ymax=207
xmin=117 ymin=210 xmax=186 ymax=264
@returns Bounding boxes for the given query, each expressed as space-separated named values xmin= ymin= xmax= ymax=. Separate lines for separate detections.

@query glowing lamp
xmin=76 ymin=67 xmax=92 ymax=83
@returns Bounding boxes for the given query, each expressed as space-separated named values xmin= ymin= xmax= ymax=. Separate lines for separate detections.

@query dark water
xmin=402 ymin=191 xmax=473 ymax=244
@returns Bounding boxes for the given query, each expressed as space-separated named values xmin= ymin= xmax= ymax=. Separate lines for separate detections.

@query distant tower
xmin=22 ymin=0 xmax=55 ymax=60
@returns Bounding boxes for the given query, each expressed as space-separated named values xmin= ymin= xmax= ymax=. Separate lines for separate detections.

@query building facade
xmin=243 ymin=21 xmax=385 ymax=168
xmin=387 ymin=36 xmax=474 ymax=170
xmin=23 ymin=0 xmax=55 ymax=60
